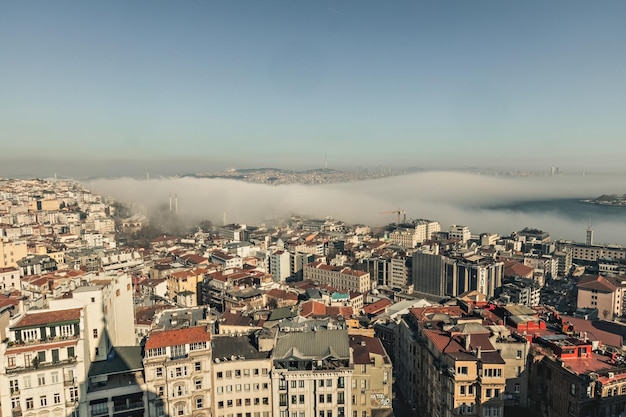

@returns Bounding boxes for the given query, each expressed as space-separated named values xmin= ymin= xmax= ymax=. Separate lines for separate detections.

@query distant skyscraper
xmin=586 ymin=226 xmax=594 ymax=246
xmin=551 ymin=166 xmax=559 ymax=176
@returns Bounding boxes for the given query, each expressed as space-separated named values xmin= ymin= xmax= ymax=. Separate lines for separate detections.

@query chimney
xmin=477 ymin=345 xmax=482 ymax=359
xmin=464 ymin=334 xmax=471 ymax=351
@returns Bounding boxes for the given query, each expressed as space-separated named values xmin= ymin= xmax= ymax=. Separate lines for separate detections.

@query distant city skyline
xmin=2 ymin=0 xmax=626 ymax=176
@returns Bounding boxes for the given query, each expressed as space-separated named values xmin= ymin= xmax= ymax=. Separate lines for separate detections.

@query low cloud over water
xmin=93 ymin=171 xmax=626 ymax=245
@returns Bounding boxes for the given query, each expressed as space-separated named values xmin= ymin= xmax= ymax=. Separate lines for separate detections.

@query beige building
xmin=144 ymin=325 xmax=213 ymax=417
xmin=211 ymin=334 xmax=273 ymax=417
xmin=166 ymin=268 xmax=208 ymax=302
xmin=349 ymin=335 xmax=393 ymax=417
xmin=304 ymin=262 xmax=371 ymax=293
xmin=577 ymin=274 xmax=626 ymax=320
xmin=0 ymin=239 xmax=27 ymax=269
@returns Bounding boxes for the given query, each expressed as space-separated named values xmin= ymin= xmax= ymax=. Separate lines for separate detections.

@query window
xmin=244 ymin=383 xmax=250 ymax=391
xmin=157 ymin=386 xmax=164 ymax=397
xmin=457 ymin=366 xmax=468 ymax=375
xmin=338 ymin=392 xmax=345 ymax=404
xmin=516 ymin=350 xmax=523 ymax=359
xmin=174 ymin=403 xmax=185 ymax=416
xmin=24 ymin=375 xmax=31 ymax=388
xmin=217 ymin=371 xmax=223 ymax=379
xmin=93 ymin=329 xmax=98 ymax=338
xmin=195 ymin=397 xmax=203 ymax=409
xmin=226 ymin=370 xmax=232 ymax=378
xmin=460 ymin=385 xmax=466 ymax=395
xmin=195 ymin=379 xmax=202 ymax=390
xmin=291 ymin=395 xmax=297 ymax=405
xmin=171 ymin=344 xmax=187 ymax=358
xmin=217 ymin=386 xmax=223 ymax=394
xmin=486 ymin=389 xmax=492 ymax=398
xmin=218 ymin=401 xmax=224 ymax=409
xmin=40 ymin=395 xmax=47 ymax=407
xmin=279 ymin=379 xmax=286 ymax=390
xmin=10 ymin=379 xmax=19 ymax=394
xmin=514 ymin=384 xmax=520 ymax=393
xmin=571 ymin=384 xmax=576 ymax=395
xmin=326 ymin=379 xmax=332 ymax=388
xmin=38 ymin=374 xmax=46 ymax=386
xmin=338 ymin=377 xmax=344 ymax=388
xmin=7 ymin=356 xmax=15 ymax=367
xmin=156 ymin=367 xmax=163 ymax=378
xmin=327 ymin=394 xmax=332 ymax=403
xmin=26 ymin=398 xmax=34 ymax=410
xmin=51 ymin=372 xmax=58 ymax=384
xmin=235 ymin=369 xmax=241 ymax=377
xmin=319 ymin=394 xmax=325 ymax=403
xmin=291 ymin=380 xmax=297 ymax=388
xmin=300 ymin=395 xmax=305 ymax=404
xmin=69 ymin=386 xmax=79 ymax=402
xmin=319 ymin=379 xmax=324 ymax=387
xmin=195 ymin=361 xmax=202 ymax=371
xmin=279 ymin=393 xmax=287 ymax=406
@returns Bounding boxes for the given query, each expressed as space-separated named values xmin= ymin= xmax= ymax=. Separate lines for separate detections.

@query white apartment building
xmin=211 ymin=334 xmax=274 ymax=417
xmin=271 ymin=328 xmax=353 ymax=417
xmin=449 ymin=225 xmax=471 ymax=243
xmin=0 ymin=307 xmax=86 ymax=417
xmin=0 ymin=267 xmax=20 ymax=291
xmin=269 ymin=250 xmax=291 ymax=282
xmin=144 ymin=325 xmax=213 ymax=417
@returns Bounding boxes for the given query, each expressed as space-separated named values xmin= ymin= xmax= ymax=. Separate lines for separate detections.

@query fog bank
xmin=93 ymin=172 xmax=626 ymax=245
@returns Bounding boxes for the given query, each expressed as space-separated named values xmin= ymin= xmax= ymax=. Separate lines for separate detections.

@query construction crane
xmin=378 ymin=209 xmax=406 ymax=224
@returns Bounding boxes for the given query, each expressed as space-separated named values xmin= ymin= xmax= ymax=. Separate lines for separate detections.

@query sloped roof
xmin=577 ymin=275 xmax=617 ymax=293
xmin=13 ymin=308 xmax=82 ymax=329
xmin=145 ymin=325 xmax=210 ymax=350
xmin=274 ymin=329 xmax=349 ymax=360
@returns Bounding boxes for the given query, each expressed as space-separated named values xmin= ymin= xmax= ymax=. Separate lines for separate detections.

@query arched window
xmin=173 ymin=402 xmax=186 ymax=416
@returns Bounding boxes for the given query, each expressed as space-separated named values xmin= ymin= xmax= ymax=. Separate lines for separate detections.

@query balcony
xmin=12 ymin=407 xmax=22 ymax=417
xmin=64 ymin=377 xmax=77 ymax=386
xmin=6 ymin=357 xmax=77 ymax=374
xmin=113 ymin=401 xmax=144 ymax=413
xmin=6 ymin=334 xmax=79 ymax=349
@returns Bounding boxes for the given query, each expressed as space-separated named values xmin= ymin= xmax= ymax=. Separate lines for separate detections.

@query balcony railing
xmin=6 ymin=334 xmax=79 ymax=349
xmin=64 ymin=377 xmax=77 ymax=386
xmin=6 ymin=357 xmax=77 ymax=374
xmin=113 ymin=401 xmax=144 ymax=413
xmin=12 ymin=407 xmax=22 ymax=417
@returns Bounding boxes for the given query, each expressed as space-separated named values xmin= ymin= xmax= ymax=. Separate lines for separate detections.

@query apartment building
xmin=304 ymin=262 xmax=371 ymax=293
xmin=269 ymin=250 xmax=291 ymax=282
xmin=271 ymin=328 xmax=353 ymax=417
xmin=0 ymin=239 xmax=27 ymax=269
xmin=143 ymin=325 xmax=213 ymax=417
xmin=349 ymin=335 xmax=393 ymax=417
xmin=211 ymin=334 xmax=274 ymax=417
xmin=576 ymin=274 xmax=626 ymax=320
xmin=0 ymin=307 xmax=86 ymax=417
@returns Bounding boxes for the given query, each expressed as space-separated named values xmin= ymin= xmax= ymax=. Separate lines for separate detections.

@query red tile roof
xmin=300 ymin=300 xmax=327 ymax=318
xmin=13 ymin=308 xmax=82 ymax=329
xmin=266 ymin=289 xmax=298 ymax=301
xmin=577 ymin=275 xmax=618 ymax=293
xmin=363 ymin=298 xmax=392 ymax=315
xmin=350 ymin=335 xmax=387 ymax=364
xmin=145 ymin=325 xmax=211 ymax=350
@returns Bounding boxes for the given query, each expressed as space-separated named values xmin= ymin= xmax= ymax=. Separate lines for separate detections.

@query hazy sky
xmin=2 ymin=1 xmax=626 ymax=176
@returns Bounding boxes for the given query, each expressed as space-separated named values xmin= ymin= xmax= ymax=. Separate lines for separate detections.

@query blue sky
xmin=1 ymin=1 xmax=626 ymax=175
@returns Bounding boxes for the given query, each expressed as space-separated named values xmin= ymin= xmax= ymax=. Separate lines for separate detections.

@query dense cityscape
xmin=0 ymin=177 xmax=625 ymax=417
